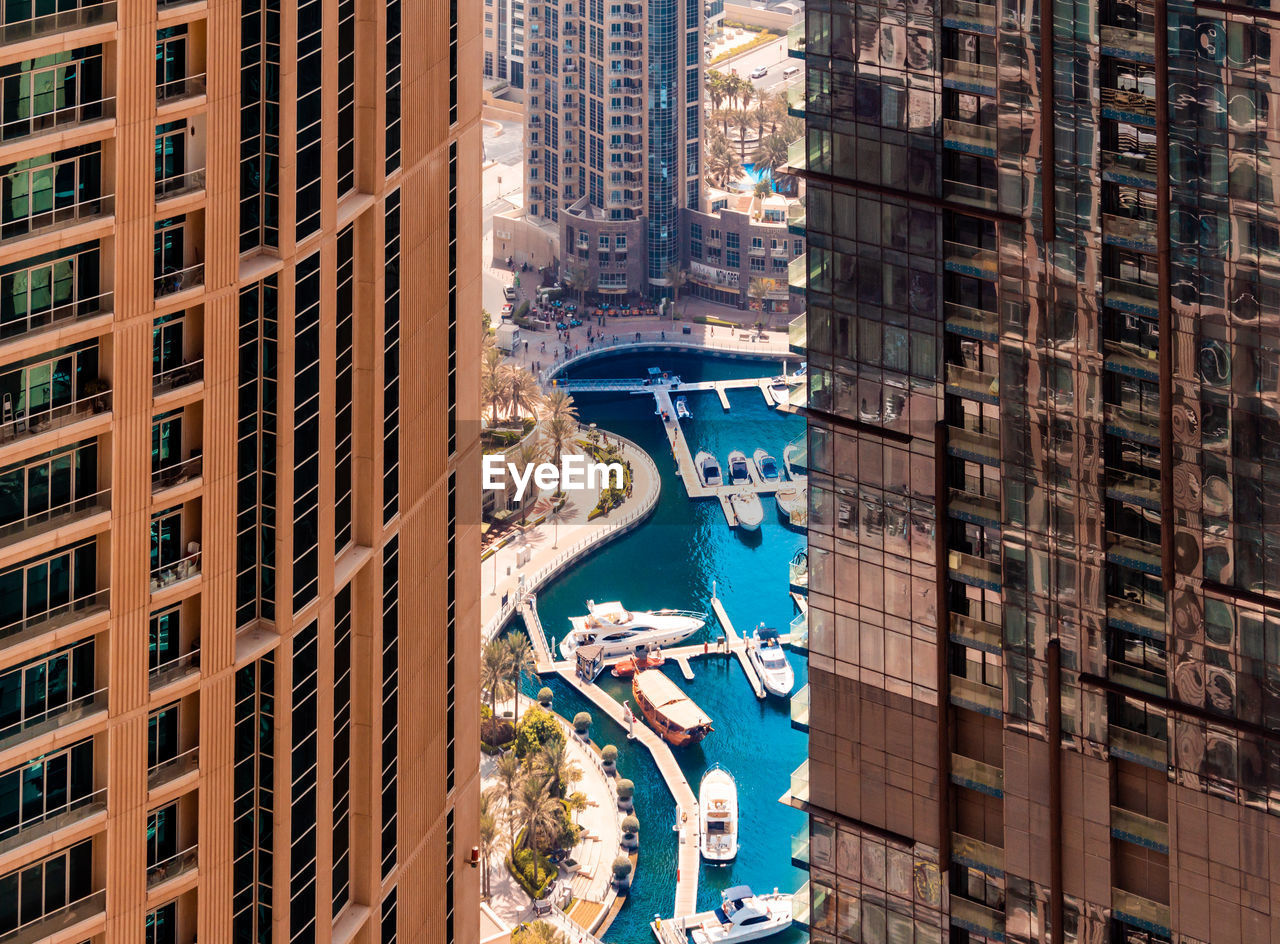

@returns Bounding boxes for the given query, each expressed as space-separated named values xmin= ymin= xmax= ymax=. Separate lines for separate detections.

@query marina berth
xmin=730 ymin=492 xmax=764 ymax=531
xmin=675 ymin=396 xmax=693 ymax=420
xmin=774 ymin=483 xmax=807 ymax=529
xmin=689 ymin=886 xmax=794 ymax=944
xmin=631 ymin=669 xmax=714 ymax=746
xmin=698 ymin=765 xmax=739 ymax=862
xmin=727 ymin=450 xmax=751 ymax=485
xmin=752 ymin=449 xmax=781 ymax=482
xmin=561 ymin=600 xmax=705 ymax=660
xmin=696 ymin=450 xmax=723 ymax=488
xmin=747 ymin=626 xmax=795 ymax=697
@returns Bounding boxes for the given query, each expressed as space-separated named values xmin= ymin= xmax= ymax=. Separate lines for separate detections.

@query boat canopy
xmin=722 ymin=886 xmax=755 ymax=904
xmin=634 ymin=670 xmax=712 ymax=729
xmin=757 ymin=627 xmax=781 ymax=643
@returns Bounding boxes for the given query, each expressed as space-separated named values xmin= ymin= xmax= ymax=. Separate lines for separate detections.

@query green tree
xmin=753 ymin=134 xmax=790 ymax=175
xmin=540 ymin=414 xmax=577 ymax=471
xmin=481 ymin=639 xmax=515 ymax=720
xmin=493 ymin=751 xmax=524 ymax=856
xmin=515 ymin=704 xmax=564 ymax=757
xmin=536 ymin=737 xmax=581 ymax=799
xmin=543 ymin=388 xmax=578 ymax=426
xmin=507 ymin=634 xmax=536 ymax=720
xmin=506 ymin=368 xmax=543 ymax=423
xmin=479 ymin=790 xmax=498 ymax=897
xmin=513 ymin=922 xmax=568 ymax=944
xmin=517 ymin=774 xmax=563 ymax=878
xmin=508 ymin=438 xmax=548 ymax=524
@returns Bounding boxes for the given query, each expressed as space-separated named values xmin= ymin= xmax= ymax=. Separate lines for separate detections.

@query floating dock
xmin=675 ymin=655 xmax=695 ymax=681
xmin=712 ymin=595 xmax=764 ymax=699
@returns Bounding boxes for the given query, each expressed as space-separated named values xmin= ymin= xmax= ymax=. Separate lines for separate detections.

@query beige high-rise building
xmin=0 ymin=0 xmax=481 ymax=941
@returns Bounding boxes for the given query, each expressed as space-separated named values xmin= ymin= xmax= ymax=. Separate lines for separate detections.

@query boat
xmin=747 ymin=626 xmax=794 ymax=697
xmin=782 ymin=435 xmax=807 ymax=478
xmin=774 ymin=483 xmax=807 ymax=529
xmin=689 ymin=886 xmax=794 ymax=944
xmin=631 ymin=669 xmax=713 ymax=746
xmin=765 ymin=381 xmax=791 ymax=408
xmin=698 ymin=765 xmax=739 ymax=862
xmin=727 ymin=450 xmax=751 ymax=484
xmin=560 ymin=601 xmax=706 ymax=660
xmin=752 ymin=449 xmax=781 ymax=482
xmin=730 ymin=492 xmax=764 ymax=531
xmin=696 ymin=451 xmax=723 ymax=488
xmin=610 ymin=645 xmax=666 ymax=678
xmin=675 ymin=396 xmax=692 ymax=420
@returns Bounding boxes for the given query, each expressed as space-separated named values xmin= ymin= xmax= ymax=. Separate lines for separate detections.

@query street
xmin=714 ymin=38 xmax=802 ymax=94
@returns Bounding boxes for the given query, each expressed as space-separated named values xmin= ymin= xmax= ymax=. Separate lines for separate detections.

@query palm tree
xmin=507 ymin=634 xmax=536 ymax=720
xmin=754 ymin=134 xmax=790 ymax=175
xmin=705 ymin=136 xmax=741 ymax=189
xmin=479 ymin=790 xmax=498 ymax=897
xmin=493 ymin=751 xmax=524 ymax=855
xmin=732 ymin=110 xmax=753 ymax=161
xmin=664 ymin=265 xmax=688 ymax=320
xmin=517 ymin=774 xmax=563 ymax=882
xmin=739 ymin=81 xmax=755 ymax=116
xmin=509 ymin=438 xmax=548 ymax=524
xmin=564 ymin=790 xmax=588 ymax=826
xmin=542 ymin=388 xmax=579 ymax=426
xmin=706 ymin=69 xmax=728 ymax=116
xmin=481 ymin=639 xmax=515 ymax=720
xmin=482 ymin=349 xmax=511 ymax=425
xmin=536 ymin=738 xmax=582 ymax=798
xmin=541 ymin=414 xmax=577 ymax=470
xmin=506 ymin=368 xmax=542 ymax=423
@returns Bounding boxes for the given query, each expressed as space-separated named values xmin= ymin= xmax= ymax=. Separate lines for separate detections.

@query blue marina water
xmin=512 ymin=351 xmax=809 ymax=944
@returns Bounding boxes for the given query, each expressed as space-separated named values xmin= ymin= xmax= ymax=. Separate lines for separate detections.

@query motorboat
xmin=730 ymin=492 xmax=764 ymax=531
xmin=774 ymin=483 xmax=807 ymax=530
xmin=747 ymin=626 xmax=794 ymax=697
xmin=752 ymin=449 xmax=781 ymax=482
xmin=610 ymin=645 xmax=666 ymax=678
xmin=782 ymin=435 xmax=807 ymax=478
xmin=697 ymin=451 xmax=723 ymax=488
xmin=727 ymin=450 xmax=751 ymax=485
xmin=766 ymin=381 xmax=791 ymax=408
xmin=675 ymin=396 xmax=692 ymax=420
xmin=698 ymin=765 xmax=738 ymax=862
xmin=689 ymin=886 xmax=794 ymax=944
xmin=560 ymin=601 xmax=706 ymax=660
xmin=631 ymin=669 xmax=713 ymax=746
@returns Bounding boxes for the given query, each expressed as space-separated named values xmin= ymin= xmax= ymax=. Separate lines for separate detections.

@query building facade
xmin=683 ymin=191 xmax=804 ymax=313
xmin=797 ymin=2 xmax=1280 ymax=943
xmin=483 ymin=0 xmax=526 ymax=90
xmin=0 ymin=0 xmax=481 ymax=941
xmin=523 ymin=0 xmax=702 ymax=299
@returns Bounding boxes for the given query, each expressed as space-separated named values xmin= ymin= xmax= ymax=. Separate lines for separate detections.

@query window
xmin=0 ymin=440 xmax=97 ymax=530
xmin=0 ymin=242 xmax=103 ymax=339
xmin=447 ymin=475 xmax=456 ymax=790
xmin=0 ymin=639 xmax=94 ymax=737
xmin=382 ymin=886 xmax=398 ymax=943
xmin=0 ymin=839 xmax=93 ymax=935
xmin=146 ymin=804 xmax=178 ymax=867
xmin=381 ymin=536 xmax=400 ymax=878
xmin=336 ymin=0 xmax=356 ymax=195
xmin=386 ymin=0 xmax=402 ymax=172
xmin=0 ymin=539 xmax=97 ymax=632
xmin=239 ymin=0 xmax=280 ymax=249
xmin=332 ymin=586 xmax=353 ymax=915
xmin=335 ymin=226 xmax=355 ymax=553
xmin=1 ymin=49 xmax=105 ymax=141
xmin=235 ymin=277 xmax=278 ymax=627
xmin=147 ymin=703 xmax=179 ymax=768
xmin=154 ymin=120 xmax=186 ymax=192
xmin=155 ymin=26 xmax=187 ymax=99
xmin=146 ymin=901 xmax=177 ymax=944
xmin=149 ymin=607 xmax=180 ymax=672
xmin=0 ymin=739 xmax=93 ymax=839
xmin=383 ymin=191 xmax=401 ymax=522
xmin=447 ymin=145 xmax=458 ymax=455
xmin=292 ymin=253 xmax=321 ymax=610
xmin=232 ymin=655 xmax=274 ymax=942
xmin=1 ymin=144 xmax=103 ymax=238
xmin=290 ymin=621 xmax=319 ymax=942
xmin=295 ymin=0 xmax=322 ymax=238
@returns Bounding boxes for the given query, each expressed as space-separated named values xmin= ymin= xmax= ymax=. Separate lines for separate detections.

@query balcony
xmin=1108 ymin=725 xmax=1167 ymax=770
xmin=951 ymin=897 xmax=1006 ymax=940
xmin=149 ymin=649 xmax=201 ymax=691
xmin=0 ymin=889 xmax=106 ymax=944
xmin=1102 ymin=276 xmax=1158 ymax=318
xmin=1103 ymin=340 xmax=1159 ymax=382
xmin=153 ymin=359 xmax=204 ymax=395
xmin=152 ymin=454 xmax=203 ymax=494
xmin=1103 ymin=213 xmax=1157 ymax=252
xmin=0 ymin=787 xmax=107 ymax=858
xmin=1106 ymin=595 xmax=1164 ymax=639
xmin=951 ymin=753 xmax=1004 ymax=798
xmin=942 ymin=58 xmax=996 ymax=95
xmin=948 ymin=487 xmax=1000 ymax=530
xmin=147 ymin=745 xmax=199 ymax=792
xmin=1101 ymin=149 xmax=1157 ymax=189
xmin=150 ymin=548 xmax=201 ymax=594
xmin=1101 ymin=86 xmax=1156 ymax=126
xmin=788 ymin=312 xmax=806 ymax=353
xmin=0 ymin=389 xmax=112 ymax=447
xmin=946 ymin=424 xmax=999 ymax=466
xmin=943 ymin=177 xmax=998 ymax=211
xmin=950 ymin=612 xmax=1002 ymax=652
xmin=787 ymin=203 xmax=805 ymax=236
xmin=1110 ymin=805 xmax=1169 ymax=854
xmin=785 ymin=82 xmax=806 ymax=118
xmin=1100 ymin=24 xmax=1156 ymax=62
xmin=0 ymin=289 xmax=113 ymax=345
xmin=156 ymin=73 xmax=207 ymax=104
xmin=790 ymin=683 xmax=809 ymax=732
xmin=948 ymin=549 xmax=1001 ymax=591
xmin=942 ymin=0 xmax=996 ymax=32
xmin=789 ymin=612 xmax=807 ymax=649
xmin=1104 ymin=406 xmax=1160 ymax=446
xmin=786 ymin=20 xmax=806 ymax=57
xmin=0 ymin=589 xmax=109 ymax=654
xmin=0 ymin=487 xmax=110 ymax=546
xmin=791 ymin=881 xmax=812 ymax=929
xmin=788 ymin=252 xmax=808 ymax=294
xmin=0 ymin=688 xmax=107 ymax=757
xmin=0 ymin=0 xmax=114 ymax=45
xmin=944 ymin=240 xmax=998 ymax=279
xmin=154 ymin=263 xmax=204 ymax=300
xmin=943 ymin=118 xmax=996 ymax=157
xmin=0 ymin=94 xmax=115 ymax=147
xmin=1111 ymin=887 xmax=1171 ymax=939
xmin=780 ymin=758 xmax=809 ymax=808
xmin=949 ymin=673 xmax=1003 ymax=717
xmin=952 ymin=832 xmax=1004 ymax=877
xmin=790 ymin=825 xmax=810 ymax=868
xmin=156 ymin=168 xmax=206 ymax=202
xmin=783 ymin=137 xmax=807 ymax=175
xmin=1105 ymin=469 xmax=1160 ymax=510
xmin=147 ymin=845 xmax=198 ymax=890
xmin=944 ymin=302 xmax=998 ymax=341
xmin=3 ymin=192 xmax=114 ymax=243
xmin=946 ymin=362 xmax=999 ymax=405
xmin=1108 ymin=659 xmax=1166 ymax=699
xmin=1105 ymin=530 xmax=1162 ymax=576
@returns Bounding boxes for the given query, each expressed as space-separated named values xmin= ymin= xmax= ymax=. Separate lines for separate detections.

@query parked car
xmin=503 ymin=285 xmax=519 ymax=302
xmin=750 ymin=65 xmax=768 ymax=79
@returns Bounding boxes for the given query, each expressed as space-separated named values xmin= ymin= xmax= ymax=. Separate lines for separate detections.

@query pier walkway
xmin=519 ymin=594 xmax=552 ymax=666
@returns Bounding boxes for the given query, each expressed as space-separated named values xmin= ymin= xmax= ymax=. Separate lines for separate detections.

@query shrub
xmin=601 ymin=744 xmax=618 ymax=765
xmin=514 ymin=300 xmax=531 ymax=320
xmin=573 ymin=711 xmax=592 ymax=734
xmin=515 ymin=705 xmax=564 ymax=757
xmin=481 ymin=703 xmax=493 ymax=720
xmin=481 ymin=717 xmax=516 ymax=749
xmin=508 ymin=846 xmax=556 ymax=900
xmin=621 ymin=815 xmax=639 ymax=835
xmin=537 ymin=687 xmax=554 ymax=706
xmin=616 ymin=778 xmax=635 ymax=799
xmin=612 ymin=856 xmax=633 ymax=880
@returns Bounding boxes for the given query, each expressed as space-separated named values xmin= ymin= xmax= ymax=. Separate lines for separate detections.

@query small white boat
xmin=782 ymin=436 xmax=807 ymax=478
xmin=727 ymin=450 xmax=751 ymax=485
xmin=690 ymin=887 xmax=794 ymax=944
xmin=752 ymin=449 xmax=781 ymax=482
xmin=730 ymin=492 xmax=764 ymax=531
xmin=774 ymin=483 xmax=806 ymax=529
xmin=696 ymin=451 xmax=723 ymax=488
xmin=675 ymin=396 xmax=692 ymax=420
xmin=748 ymin=626 xmax=794 ymax=697
xmin=766 ymin=381 xmax=791 ymax=408
xmin=561 ymin=600 xmax=706 ymax=660
xmin=698 ymin=765 xmax=738 ymax=862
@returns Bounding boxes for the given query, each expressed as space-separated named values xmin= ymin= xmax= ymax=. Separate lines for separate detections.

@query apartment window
xmin=1 ymin=49 xmax=105 ymax=141
xmin=0 ymin=639 xmax=94 ymax=737
xmin=446 ymin=810 xmax=456 ymax=944
xmin=292 ymin=253 xmax=321 ymax=610
xmin=148 ymin=506 xmax=184 ymax=579
xmin=335 ymin=226 xmax=355 ymax=553
xmin=154 ymin=120 xmax=188 ymax=194
xmin=149 ymin=606 xmax=180 ymax=671
xmin=447 ymin=146 xmax=458 ymax=455
xmin=0 ymin=839 xmax=93 ymax=935
xmin=0 ymin=739 xmax=93 ymax=839
xmin=449 ymin=0 xmax=458 ymax=124
xmin=235 ymin=277 xmax=279 ymax=627
xmin=336 ymin=0 xmax=356 ymax=195
xmin=382 ymin=886 xmax=398 ymax=943
xmin=726 ymin=232 xmax=740 ymax=249
xmin=383 ymin=191 xmax=401 ymax=522
xmin=332 ymin=586 xmax=353 ymax=915
xmin=0 ymin=440 xmax=97 ymax=530
xmin=381 ymin=536 xmax=400 ymax=878
xmin=0 ymin=242 xmax=103 ymax=339
xmin=446 ymin=474 xmax=457 ymax=790
xmin=147 ymin=703 xmax=179 ymax=767
xmin=155 ymin=26 xmax=187 ymax=98
xmin=239 ymin=0 xmax=280 ymax=249
xmin=232 ymin=655 xmax=274 ymax=942
xmin=151 ymin=408 xmax=183 ymax=475
xmin=0 ymin=539 xmax=97 ymax=633
xmin=386 ymin=0 xmax=402 ymax=172
xmin=290 ymin=620 xmax=318 ymax=942
xmin=751 ymin=256 xmax=765 ymax=272
xmin=1 ymin=143 xmax=103 ymax=238
xmin=146 ymin=804 xmax=178 ymax=867
xmin=146 ymin=901 xmax=177 ymax=944
xmin=727 ymin=249 xmax=739 ymax=268
xmin=295 ymin=0 xmax=322 ymax=238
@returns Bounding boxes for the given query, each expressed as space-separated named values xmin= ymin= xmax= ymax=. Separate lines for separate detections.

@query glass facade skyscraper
xmin=795 ymin=1 xmax=1280 ymax=942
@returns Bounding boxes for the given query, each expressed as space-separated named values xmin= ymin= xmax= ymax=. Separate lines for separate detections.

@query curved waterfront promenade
xmin=481 ymin=429 xmax=661 ymax=644
xmin=535 ymin=331 xmax=791 ymax=388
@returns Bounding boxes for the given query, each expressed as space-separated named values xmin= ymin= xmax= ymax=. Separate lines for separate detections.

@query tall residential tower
xmin=796 ymin=1 xmax=1280 ymax=942
xmin=0 ymin=0 xmax=481 ymax=941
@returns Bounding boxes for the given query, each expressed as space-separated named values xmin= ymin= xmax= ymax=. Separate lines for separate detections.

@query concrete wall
xmin=723 ymin=1 xmax=797 ymax=32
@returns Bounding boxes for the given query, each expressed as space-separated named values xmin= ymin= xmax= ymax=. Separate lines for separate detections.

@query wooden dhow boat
xmin=631 ymin=669 xmax=713 ymax=746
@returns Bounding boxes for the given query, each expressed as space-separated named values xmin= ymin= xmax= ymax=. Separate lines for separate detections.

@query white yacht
xmin=689 ymin=886 xmax=794 ymax=944
xmin=730 ymin=492 xmax=764 ymax=531
xmin=698 ymin=765 xmax=738 ymax=862
xmin=727 ymin=450 xmax=751 ymax=485
xmin=752 ymin=449 xmax=781 ymax=482
xmin=747 ymin=626 xmax=794 ymax=697
xmin=560 ymin=600 xmax=705 ymax=660
xmin=774 ymin=482 xmax=807 ymax=530
xmin=765 ymin=380 xmax=791 ymax=408
xmin=696 ymin=451 xmax=723 ymax=487
xmin=675 ymin=396 xmax=692 ymax=420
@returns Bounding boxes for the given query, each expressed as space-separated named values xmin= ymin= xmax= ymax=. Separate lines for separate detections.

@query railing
xmin=1105 ymin=530 xmax=1162 ymax=575
xmin=150 ymin=549 xmax=201 ymax=592
xmin=951 ymin=831 xmax=1004 ymax=876
xmin=942 ymin=0 xmax=996 ymax=26
xmin=1100 ymin=24 xmax=1156 ymax=60
xmin=147 ymin=745 xmax=198 ymax=790
xmin=1110 ymin=805 xmax=1169 ymax=853
xmin=787 ymin=19 xmax=806 ymax=56
xmin=948 ymin=549 xmax=1001 ymax=589
xmin=0 ymin=686 xmax=106 ymax=756
xmin=950 ymin=753 xmax=1004 ymax=797
xmin=0 ymin=389 xmax=112 ymax=444
xmin=0 ymin=290 xmax=113 ymax=343
xmin=946 ymin=424 xmax=1000 ymax=465
xmin=943 ymin=58 xmax=996 ymax=89
xmin=0 ymin=786 xmax=107 ymax=851
xmin=0 ymin=0 xmax=114 ymax=44
xmin=790 ymin=825 xmax=810 ymax=866
xmin=155 ymin=168 xmax=206 ymax=200
xmin=538 ymin=333 xmax=790 ymax=389
xmin=943 ymin=118 xmax=996 ymax=154
xmin=1103 ymin=340 xmax=1159 ymax=381
xmin=946 ymin=362 xmax=998 ymax=403
xmin=789 ymin=759 xmax=809 ymax=805
xmin=0 ymin=487 xmax=110 ymax=542
xmin=788 ymin=312 xmax=806 ymax=351
xmin=0 ymin=589 xmax=109 ymax=649
xmin=1100 ymin=149 xmax=1157 ymax=187
xmin=948 ymin=487 xmax=1000 ymax=527
xmin=5 ymin=192 xmax=113 ymax=240
xmin=146 ymin=844 xmax=198 ymax=888
xmin=950 ymin=611 xmax=1001 ymax=651
xmin=1108 ymin=724 xmax=1167 ymax=769
xmin=149 ymin=649 xmax=201 ymax=689
xmin=950 ymin=674 xmax=1003 ymax=716
xmin=790 ymin=683 xmax=809 ymax=730
xmin=1 ymin=94 xmax=114 ymax=143
xmin=1106 ymin=595 xmax=1164 ymax=638
xmin=788 ymin=252 xmax=807 ymax=292
xmin=943 ymin=177 xmax=998 ymax=210
xmin=950 ymin=897 xmax=1006 ymax=939
xmin=0 ymin=888 xmax=106 ymax=944
xmin=156 ymin=73 xmax=207 ymax=103
xmin=152 ymin=358 xmax=204 ymax=394
xmin=944 ymin=240 xmax=998 ymax=278
xmin=1105 ymin=407 xmax=1159 ymax=444
xmin=1103 ymin=213 xmax=1157 ymax=250
xmin=151 ymin=454 xmax=203 ymax=492
xmin=154 ymin=263 xmax=204 ymax=299
xmin=1105 ymin=468 xmax=1160 ymax=507
xmin=1108 ymin=659 xmax=1166 ymax=698
xmin=1111 ymin=887 xmax=1171 ymax=938
xmin=1101 ymin=86 xmax=1156 ymax=122
xmin=945 ymin=302 xmax=999 ymax=340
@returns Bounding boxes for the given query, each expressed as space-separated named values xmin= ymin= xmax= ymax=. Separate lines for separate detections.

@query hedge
xmin=508 ymin=846 xmax=557 ymax=900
